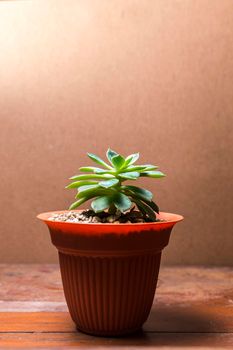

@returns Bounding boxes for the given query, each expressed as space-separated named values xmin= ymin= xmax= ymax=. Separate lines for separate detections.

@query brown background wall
xmin=0 ymin=0 xmax=232 ymax=265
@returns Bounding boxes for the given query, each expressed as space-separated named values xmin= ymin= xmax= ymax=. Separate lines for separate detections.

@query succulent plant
xmin=66 ymin=149 xmax=165 ymax=221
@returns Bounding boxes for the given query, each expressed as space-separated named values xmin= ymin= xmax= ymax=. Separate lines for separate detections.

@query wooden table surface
xmin=0 ymin=264 xmax=232 ymax=349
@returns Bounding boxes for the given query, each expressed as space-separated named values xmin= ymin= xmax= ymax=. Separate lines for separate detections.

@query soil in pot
xmin=49 ymin=208 xmax=164 ymax=224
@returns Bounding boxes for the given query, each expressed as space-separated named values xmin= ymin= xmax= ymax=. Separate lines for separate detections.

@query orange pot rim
xmin=38 ymin=210 xmax=183 ymax=225
xmin=37 ymin=210 xmax=183 ymax=230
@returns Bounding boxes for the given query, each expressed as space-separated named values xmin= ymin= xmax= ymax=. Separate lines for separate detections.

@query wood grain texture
xmin=0 ymin=265 xmax=232 ymax=304
xmin=0 ymin=332 xmax=233 ymax=349
xmin=0 ymin=304 xmax=232 ymax=333
xmin=0 ymin=265 xmax=232 ymax=348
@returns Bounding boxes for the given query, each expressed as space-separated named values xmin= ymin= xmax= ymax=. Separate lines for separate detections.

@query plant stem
xmin=108 ymin=203 xmax=117 ymax=215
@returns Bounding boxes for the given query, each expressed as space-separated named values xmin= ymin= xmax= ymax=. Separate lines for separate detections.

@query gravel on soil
xmin=49 ymin=209 xmax=161 ymax=224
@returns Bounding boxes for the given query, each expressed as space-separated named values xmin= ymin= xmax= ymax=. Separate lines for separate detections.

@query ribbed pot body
xmin=37 ymin=211 xmax=183 ymax=336
xmin=59 ymin=250 xmax=161 ymax=336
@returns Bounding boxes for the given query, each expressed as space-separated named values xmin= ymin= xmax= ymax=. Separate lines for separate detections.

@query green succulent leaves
xmin=66 ymin=149 xmax=165 ymax=221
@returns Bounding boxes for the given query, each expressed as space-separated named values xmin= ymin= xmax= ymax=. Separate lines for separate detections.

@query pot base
xmin=76 ymin=325 xmax=142 ymax=337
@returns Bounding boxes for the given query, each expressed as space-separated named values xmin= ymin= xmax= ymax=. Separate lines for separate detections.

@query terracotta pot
xmin=37 ymin=211 xmax=183 ymax=336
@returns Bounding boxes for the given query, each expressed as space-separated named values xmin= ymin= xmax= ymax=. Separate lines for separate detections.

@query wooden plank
xmin=0 ymin=312 xmax=74 ymax=332
xmin=0 ymin=301 xmax=67 ymax=312
xmin=0 ymin=305 xmax=232 ymax=333
xmin=148 ymin=303 xmax=233 ymax=333
xmin=0 ymin=265 xmax=232 ymax=348
xmin=0 ymin=264 xmax=63 ymax=303
xmin=0 ymin=332 xmax=232 ymax=348
xmin=0 ymin=265 xmax=232 ymax=305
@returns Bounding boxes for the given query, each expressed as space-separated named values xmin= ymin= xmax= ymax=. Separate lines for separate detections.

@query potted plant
xmin=37 ymin=149 xmax=183 ymax=336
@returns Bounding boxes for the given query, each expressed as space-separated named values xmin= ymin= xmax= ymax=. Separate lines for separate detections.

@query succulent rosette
xmin=66 ymin=149 xmax=165 ymax=221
